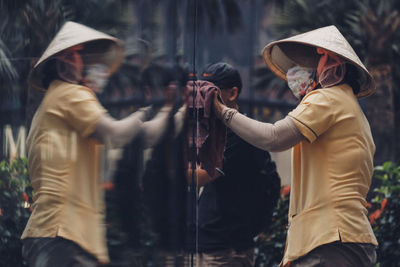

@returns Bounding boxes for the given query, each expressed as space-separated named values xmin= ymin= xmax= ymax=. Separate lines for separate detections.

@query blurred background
xmin=1 ymin=0 xmax=400 ymax=266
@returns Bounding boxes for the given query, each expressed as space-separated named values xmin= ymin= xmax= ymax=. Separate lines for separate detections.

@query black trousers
xmin=291 ymin=242 xmax=376 ymax=267
xmin=22 ymin=237 xmax=100 ymax=267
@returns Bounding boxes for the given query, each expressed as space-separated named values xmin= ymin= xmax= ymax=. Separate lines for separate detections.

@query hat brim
xmin=29 ymin=21 xmax=124 ymax=90
xmin=262 ymin=40 xmax=375 ymax=98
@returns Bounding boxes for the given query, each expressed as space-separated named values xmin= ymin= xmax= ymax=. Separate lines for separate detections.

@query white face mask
xmin=286 ymin=66 xmax=316 ymax=99
xmin=83 ymin=64 xmax=110 ymax=94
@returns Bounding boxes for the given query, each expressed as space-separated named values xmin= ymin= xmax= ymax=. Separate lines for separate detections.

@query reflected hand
xmin=186 ymin=164 xmax=222 ymax=187
xmin=165 ymin=82 xmax=177 ymax=107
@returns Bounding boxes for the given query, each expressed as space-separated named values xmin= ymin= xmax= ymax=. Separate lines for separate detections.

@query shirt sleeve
xmin=288 ymin=90 xmax=336 ymax=143
xmin=62 ymin=86 xmax=107 ymax=137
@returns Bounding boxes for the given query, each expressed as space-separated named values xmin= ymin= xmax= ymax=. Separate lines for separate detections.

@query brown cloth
xmin=186 ymin=80 xmax=226 ymax=177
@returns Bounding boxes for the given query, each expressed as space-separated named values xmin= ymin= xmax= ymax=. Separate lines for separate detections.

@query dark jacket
xmin=188 ymin=129 xmax=281 ymax=252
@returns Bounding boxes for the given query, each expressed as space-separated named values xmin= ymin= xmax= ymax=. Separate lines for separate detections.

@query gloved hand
xmin=213 ymin=91 xmax=225 ymax=120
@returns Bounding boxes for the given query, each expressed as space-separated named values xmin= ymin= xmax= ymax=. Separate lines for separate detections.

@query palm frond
xmin=0 ymin=40 xmax=18 ymax=82
xmin=221 ymin=0 xmax=243 ymax=33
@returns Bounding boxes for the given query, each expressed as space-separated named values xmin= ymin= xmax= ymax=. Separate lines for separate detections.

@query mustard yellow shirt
xmin=281 ymin=84 xmax=378 ymax=266
xmin=21 ymin=80 xmax=108 ymax=263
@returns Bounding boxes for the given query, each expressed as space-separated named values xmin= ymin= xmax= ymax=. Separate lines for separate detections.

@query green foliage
xmin=255 ymin=162 xmax=400 ymax=267
xmin=271 ymin=0 xmax=363 ymax=53
xmin=368 ymin=162 xmax=400 ymax=266
xmin=0 ymin=158 xmax=31 ymax=267
xmin=255 ymin=187 xmax=290 ymax=267
xmin=0 ymin=0 xmax=128 ymax=87
xmin=1 ymin=158 xmax=400 ymax=266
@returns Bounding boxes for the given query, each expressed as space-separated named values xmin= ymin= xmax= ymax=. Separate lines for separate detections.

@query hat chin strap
xmin=316 ymin=47 xmax=346 ymax=88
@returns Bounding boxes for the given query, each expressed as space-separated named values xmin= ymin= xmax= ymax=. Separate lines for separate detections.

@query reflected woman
xmin=21 ymin=21 xmax=172 ymax=267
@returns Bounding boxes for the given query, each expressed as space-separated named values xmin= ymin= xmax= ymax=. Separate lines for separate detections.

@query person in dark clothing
xmin=187 ymin=63 xmax=281 ymax=266
xmin=113 ymin=63 xmax=188 ymax=265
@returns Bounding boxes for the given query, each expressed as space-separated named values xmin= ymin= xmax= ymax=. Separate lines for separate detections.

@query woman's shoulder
xmin=302 ymin=84 xmax=354 ymax=103
xmin=48 ymin=80 xmax=97 ymax=101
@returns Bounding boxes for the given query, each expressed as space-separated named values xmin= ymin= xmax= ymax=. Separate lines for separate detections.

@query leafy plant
xmin=2 ymin=157 xmax=400 ymax=267
xmin=255 ymin=186 xmax=290 ymax=267
xmin=0 ymin=158 xmax=32 ymax=267
xmin=256 ymin=161 xmax=400 ymax=267
xmin=368 ymin=162 xmax=400 ymax=266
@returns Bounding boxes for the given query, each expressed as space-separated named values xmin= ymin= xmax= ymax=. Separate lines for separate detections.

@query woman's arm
xmin=92 ymin=108 xmax=147 ymax=148
xmin=141 ymin=106 xmax=173 ymax=148
xmin=214 ymin=92 xmax=304 ymax=152
xmin=173 ymin=104 xmax=187 ymax=137
xmin=92 ymin=105 xmax=172 ymax=148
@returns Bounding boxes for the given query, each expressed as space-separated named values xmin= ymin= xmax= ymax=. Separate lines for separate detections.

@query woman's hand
xmin=213 ymin=91 xmax=226 ymax=119
xmin=165 ymin=82 xmax=177 ymax=107
xmin=186 ymin=164 xmax=222 ymax=187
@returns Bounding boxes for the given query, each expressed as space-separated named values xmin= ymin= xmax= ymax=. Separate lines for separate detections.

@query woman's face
xmin=286 ymin=65 xmax=316 ymax=99
xmin=83 ymin=64 xmax=110 ymax=94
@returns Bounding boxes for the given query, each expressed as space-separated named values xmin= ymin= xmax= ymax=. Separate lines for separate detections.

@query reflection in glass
xmin=0 ymin=1 xmax=296 ymax=266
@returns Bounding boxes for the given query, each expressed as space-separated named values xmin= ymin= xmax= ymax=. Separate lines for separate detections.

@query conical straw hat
xmin=30 ymin=21 xmax=124 ymax=89
xmin=262 ymin=25 xmax=375 ymax=98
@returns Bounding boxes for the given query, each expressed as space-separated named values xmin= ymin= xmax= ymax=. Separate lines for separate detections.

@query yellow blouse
xmin=281 ymin=84 xmax=378 ymax=266
xmin=21 ymin=80 xmax=108 ymax=263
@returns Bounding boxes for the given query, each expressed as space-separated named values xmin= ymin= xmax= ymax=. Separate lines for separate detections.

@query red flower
xmin=369 ymin=209 xmax=382 ymax=224
xmin=281 ymin=185 xmax=291 ymax=197
xmin=366 ymin=202 xmax=372 ymax=209
xmin=380 ymin=198 xmax=388 ymax=212
xmin=102 ymin=181 xmax=115 ymax=191
xmin=22 ymin=192 xmax=29 ymax=202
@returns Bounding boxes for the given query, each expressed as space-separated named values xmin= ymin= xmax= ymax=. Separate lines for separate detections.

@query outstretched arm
xmin=92 ymin=107 xmax=148 ymax=148
xmin=141 ymin=106 xmax=173 ymax=148
xmin=92 ymin=105 xmax=172 ymax=148
xmin=213 ymin=92 xmax=304 ymax=152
